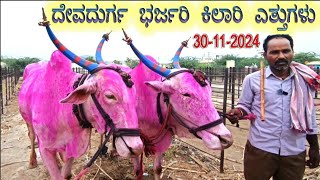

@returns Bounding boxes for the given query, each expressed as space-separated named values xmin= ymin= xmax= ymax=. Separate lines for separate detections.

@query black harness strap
xmin=90 ymin=66 xmax=134 ymax=88
xmin=72 ymin=74 xmax=92 ymax=128
xmin=165 ymin=69 xmax=193 ymax=80
xmin=70 ymin=67 xmax=140 ymax=172
xmin=157 ymin=93 xmax=168 ymax=124
xmin=91 ymin=87 xmax=140 ymax=155
xmin=91 ymin=95 xmax=115 ymax=130
xmin=156 ymin=69 xmax=223 ymax=139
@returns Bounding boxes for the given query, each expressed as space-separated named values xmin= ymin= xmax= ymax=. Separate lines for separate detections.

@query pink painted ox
xmin=96 ymin=30 xmax=233 ymax=179
xmin=18 ymin=11 xmax=143 ymax=180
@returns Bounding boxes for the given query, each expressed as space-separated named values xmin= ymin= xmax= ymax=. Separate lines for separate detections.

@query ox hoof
xmin=28 ymin=162 xmax=38 ymax=169
xmin=108 ymin=149 xmax=119 ymax=158
xmin=64 ymin=174 xmax=72 ymax=180
xmin=136 ymin=170 xmax=143 ymax=180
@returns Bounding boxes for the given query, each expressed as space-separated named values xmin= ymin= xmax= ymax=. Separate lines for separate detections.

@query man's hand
xmin=226 ymin=108 xmax=245 ymax=124
xmin=306 ymin=146 xmax=320 ymax=168
xmin=306 ymin=134 xmax=320 ymax=168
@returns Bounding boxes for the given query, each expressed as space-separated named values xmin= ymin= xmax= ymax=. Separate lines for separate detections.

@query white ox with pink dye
xmin=95 ymin=30 xmax=233 ymax=179
xmin=18 ymin=12 xmax=143 ymax=180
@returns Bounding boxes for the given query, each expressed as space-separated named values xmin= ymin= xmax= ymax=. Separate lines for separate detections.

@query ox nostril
xmin=219 ymin=135 xmax=233 ymax=149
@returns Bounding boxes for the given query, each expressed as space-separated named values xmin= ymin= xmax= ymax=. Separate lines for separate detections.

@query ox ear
xmin=60 ymin=82 xmax=97 ymax=104
xmin=145 ymin=81 xmax=174 ymax=94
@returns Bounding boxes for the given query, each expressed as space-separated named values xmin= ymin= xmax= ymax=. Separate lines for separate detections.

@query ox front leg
xmin=26 ymin=123 xmax=37 ymax=169
xmin=132 ymin=156 xmax=144 ymax=180
xmin=40 ymin=148 xmax=62 ymax=180
xmin=61 ymin=157 xmax=74 ymax=180
xmin=152 ymin=153 xmax=163 ymax=180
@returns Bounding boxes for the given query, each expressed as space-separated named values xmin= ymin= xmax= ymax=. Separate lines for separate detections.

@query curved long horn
xmin=172 ymin=37 xmax=190 ymax=69
xmin=38 ymin=8 xmax=99 ymax=73
xmin=122 ymin=28 xmax=171 ymax=77
xmin=95 ymin=31 xmax=112 ymax=64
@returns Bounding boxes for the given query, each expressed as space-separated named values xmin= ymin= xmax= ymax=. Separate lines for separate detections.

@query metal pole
xmin=231 ymin=67 xmax=235 ymax=108
xmin=11 ymin=68 xmax=14 ymax=94
xmin=8 ymin=68 xmax=11 ymax=100
xmin=220 ymin=68 xmax=229 ymax=173
xmin=0 ymin=67 xmax=3 ymax=114
xmin=5 ymin=68 xmax=8 ymax=106
xmin=228 ymin=67 xmax=232 ymax=92
xmin=237 ymin=68 xmax=241 ymax=98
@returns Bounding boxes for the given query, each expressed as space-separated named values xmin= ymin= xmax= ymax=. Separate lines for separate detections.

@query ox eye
xmin=105 ymin=94 xmax=116 ymax=100
xmin=182 ymin=93 xmax=191 ymax=97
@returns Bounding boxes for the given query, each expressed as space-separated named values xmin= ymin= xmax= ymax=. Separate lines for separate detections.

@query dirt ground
xmin=1 ymin=78 xmax=319 ymax=180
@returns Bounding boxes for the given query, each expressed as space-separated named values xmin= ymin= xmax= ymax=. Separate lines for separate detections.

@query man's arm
xmin=306 ymin=134 xmax=319 ymax=168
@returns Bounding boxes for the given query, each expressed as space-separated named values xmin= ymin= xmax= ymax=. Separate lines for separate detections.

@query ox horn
xmin=38 ymin=8 xmax=99 ymax=73
xmin=122 ymin=28 xmax=171 ymax=77
xmin=95 ymin=31 xmax=112 ymax=64
xmin=172 ymin=37 xmax=190 ymax=69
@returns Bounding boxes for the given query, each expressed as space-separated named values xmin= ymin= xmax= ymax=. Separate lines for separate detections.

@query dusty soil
xmin=1 ymin=78 xmax=319 ymax=180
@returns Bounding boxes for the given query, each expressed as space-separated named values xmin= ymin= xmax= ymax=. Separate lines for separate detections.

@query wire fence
xmin=198 ymin=67 xmax=320 ymax=119
xmin=0 ymin=67 xmax=87 ymax=114
xmin=1 ymin=67 xmax=20 ymax=114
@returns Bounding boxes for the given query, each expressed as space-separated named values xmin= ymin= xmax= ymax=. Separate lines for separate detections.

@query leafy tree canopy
xmin=124 ymin=58 xmax=139 ymax=68
xmin=112 ymin=60 xmax=122 ymax=65
xmin=1 ymin=56 xmax=40 ymax=73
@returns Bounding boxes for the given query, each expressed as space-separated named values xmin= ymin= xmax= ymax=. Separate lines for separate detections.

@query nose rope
xmin=74 ymin=126 xmax=114 ymax=180
xmin=112 ymin=128 xmax=141 ymax=155
xmin=170 ymin=106 xmax=224 ymax=139
xmin=157 ymin=92 xmax=224 ymax=139
xmin=157 ymin=69 xmax=220 ymax=138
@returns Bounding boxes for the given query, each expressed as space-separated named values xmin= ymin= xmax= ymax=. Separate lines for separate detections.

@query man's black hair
xmin=263 ymin=34 xmax=294 ymax=52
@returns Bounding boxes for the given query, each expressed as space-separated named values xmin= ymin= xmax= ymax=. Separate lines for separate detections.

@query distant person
xmin=227 ymin=34 xmax=319 ymax=180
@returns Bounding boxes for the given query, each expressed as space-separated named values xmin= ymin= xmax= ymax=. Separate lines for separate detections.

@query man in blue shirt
xmin=227 ymin=34 xmax=319 ymax=180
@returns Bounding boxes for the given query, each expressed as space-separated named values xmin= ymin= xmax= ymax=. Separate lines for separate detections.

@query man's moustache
xmin=275 ymin=60 xmax=288 ymax=64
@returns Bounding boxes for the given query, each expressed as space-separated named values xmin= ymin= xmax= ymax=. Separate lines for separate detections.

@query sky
xmin=1 ymin=1 xmax=320 ymax=64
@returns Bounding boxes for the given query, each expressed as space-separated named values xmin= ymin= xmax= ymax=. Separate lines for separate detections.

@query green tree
xmin=85 ymin=56 xmax=95 ymax=63
xmin=236 ymin=57 xmax=265 ymax=68
xmin=2 ymin=56 xmax=40 ymax=73
xmin=179 ymin=56 xmax=199 ymax=69
xmin=112 ymin=60 xmax=122 ymax=65
xmin=124 ymin=58 xmax=139 ymax=68
xmin=293 ymin=52 xmax=320 ymax=64
xmin=210 ymin=55 xmax=240 ymax=68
